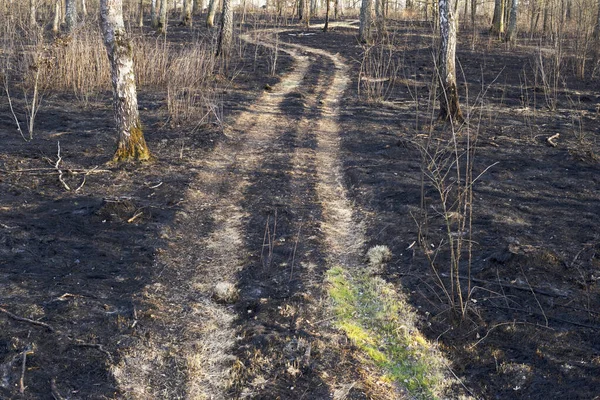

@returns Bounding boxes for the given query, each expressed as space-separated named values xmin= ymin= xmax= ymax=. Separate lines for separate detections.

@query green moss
xmin=326 ymin=266 xmax=448 ymax=399
xmin=112 ymin=123 xmax=153 ymax=162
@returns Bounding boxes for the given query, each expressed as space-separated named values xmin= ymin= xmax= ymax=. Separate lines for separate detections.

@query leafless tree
xmin=158 ymin=0 xmax=167 ymax=33
xmin=359 ymin=0 xmax=373 ymax=42
xmin=100 ymin=0 xmax=152 ymax=161
xmin=66 ymin=0 xmax=77 ymax=32
xmin=438 ymin=0 xmax=463 ymax=121
xmin=206 ymin=0 xmax=217 ymax=27
xmin=506 ymin=0 xmax=518 ymax=42
xmin=217 ymin=0 xmax=233 ymax=58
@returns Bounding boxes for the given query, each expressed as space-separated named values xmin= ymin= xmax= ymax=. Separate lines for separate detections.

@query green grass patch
xmin=326 ymin=266 xmax=448 ymax=399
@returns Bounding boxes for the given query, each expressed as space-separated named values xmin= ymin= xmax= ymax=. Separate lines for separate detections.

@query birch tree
xmin=151 ymin=0 xmax=158 ymax=27
xmin=206 ymin=0 xmax=217 ymax=27
xmin=506 ymin=0 xmax=518 ymax=42
xmin=66 ymin=0 xmax=77 ymax=32
xmin=29 ymin=0 xmax=37 ymax=27
xmin=182 ymin=0 xmax=192 ymax=25
xmin=100 ymin=0 xmax=151 ymax=161
xmin=359 ymin=0 xmax=373 ymax=42
xmin=216 ymin=0 xmax=233 ymax=57
xmin=158 ymin=0 xmax=167 ymax=33
xmin=438 ymin=0 xmax=463 ymax=121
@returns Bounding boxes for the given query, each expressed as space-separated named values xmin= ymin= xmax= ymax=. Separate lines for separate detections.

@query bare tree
xmin=158 ymin=0 xmax=167 ymax=33
xmin=66 ymin=0 xmax=77 ymax=32
xmin=182 ymin=0 xmax=192 ymax=25
xmin=595 ymin=0 xmax=600 ymax=38
xmin=100 ymin=0 xmax=152 ymax=161
xmin=323 ymin=0 xmax=330 ymax=31
xmin=506 ymin=0 xmax=518 ymax=42
xmin=216 ymin=0 xmax=233 ymax=57
xmin=490 ymin=0 xmax=505 ymax=37
xmin=438 ymin=0 xmax=463 ymax=121
xmin=29 ymin=0 xmax=37 ymax=27
xmin=359 ymin=0 xmax=373 ymax=42
xmin=206 ymin=0 xmax=217 ymax=27
xmin=151 ymin=0 xmax=158 ymax=27
xmin=138 ymin=0 xmax=144 ymax=27
xmin=193 ymin=0 xmax=202 ymax=14
xmin=53 ymin=0 xmax=61 ymax=33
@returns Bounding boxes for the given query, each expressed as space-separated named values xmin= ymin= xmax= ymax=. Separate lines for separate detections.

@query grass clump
xmin=326 ymin=266 xmax=448 ymax=399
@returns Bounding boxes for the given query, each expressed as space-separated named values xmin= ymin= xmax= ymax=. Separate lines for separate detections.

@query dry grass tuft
xmin=366 ymin=245 xmax=392 ymax=274
xmin=213 ymin=281 xmax=240 ymax=304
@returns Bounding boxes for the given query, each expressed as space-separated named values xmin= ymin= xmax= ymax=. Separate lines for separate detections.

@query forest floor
xmin=1 ymin=15 xmax=600 ymax=400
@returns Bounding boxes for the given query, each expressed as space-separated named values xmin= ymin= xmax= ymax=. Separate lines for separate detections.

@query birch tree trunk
xmin=151 ymin=0 xmax=158 ymax=27
xmin=30 ymin=0 xmax=37 ymax=26
xmin=216 ymin=0 xmax=233 ymax=57
xmin=206 ymin=0 xmax=217 ymax=27
xmin=359 ymin=0 xmax=373 ymax=42
xmin=138 ymin=0 xmax=144 ymax=27
xmin=53 ymin=0 xmax=61 ymax=33
xmin=182 ymin=0 xmax=192 ymax=25
xmin=158 ymin=0 xmax=167 ymax=33
xmin=505 ymin=0 xmax=518 ymax=42
xmin=193 ymin=0 xmax=202 ymax=14
xmin=438 ymin=0 xmax=463 ymax=121
xmin=100 ymin=0 xmax=151 ymax=162
xmin=65 ymin=0 xmax=77 ymax=32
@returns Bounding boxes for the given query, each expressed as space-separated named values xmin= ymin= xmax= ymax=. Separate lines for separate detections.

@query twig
xmin=487 ymin=304 xmax=600 ymax=329
xmin=19 ymin=345 xmax=32 ymax=394
xmin=0 ymin=167 xmax=110 ymax=174
xmin=0 ymin=306 xmax=55 ymax=332
xmin=127 ymin=210 xmax=144 ymax=223
xmin=73 ymin=342 xmax=113 ymax=362
xmin=3 ymin=75 xmax=28 ymax=142
xmin=520 ymin=264 xmax=548 ymax=326
xmin=547 ymin=133 xmax=560 ymax=147
xmin=289 ymin=221 xmax=302 ymax=283
xmin=50 ymin=378 xmax=65 ymax=400
xmin=55 ymin=142 xmax=71 ymax=191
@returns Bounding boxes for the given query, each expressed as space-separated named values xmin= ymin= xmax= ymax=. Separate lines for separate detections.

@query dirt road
xmin=113 ymin=24 xmax=392 ymax=399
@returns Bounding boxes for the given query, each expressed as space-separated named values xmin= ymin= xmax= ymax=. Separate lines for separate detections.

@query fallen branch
xmin=55 ymin=141 xmax=71 ymax=191
xmin=73 ymin=342 xmax=113 ymax=362
xmin=547 ymin=133 xmax=559 ymax=147
xmin=19 ymin=346 xmax=32 ymax=394
xmin=50 ymin=378 xmax=65 ymax=400
xmin=0 ymin=307 xmax=55 ymax=332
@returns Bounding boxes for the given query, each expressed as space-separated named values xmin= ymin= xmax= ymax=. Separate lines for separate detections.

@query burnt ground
xmin=0 ymin=14 xmax=599 ymax=400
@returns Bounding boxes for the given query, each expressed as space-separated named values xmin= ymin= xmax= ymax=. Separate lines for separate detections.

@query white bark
xmin=158 ymin=0 xmax=167 ymax=32
xmin=359 ymin=0 xmax=372 ymax=42
xmin=29 ymin=0 xmax=37 ymax=27
xmin=138 ymin=0 xmax=144 ymax=27
xmin=151 ymin=0 xmax=158 ymax=27
xmin=53 ymin=0 xmax=61 ymax=32
xmin=66 ymin=0 xmax=77 ymax=32
xmin=100 ymin=0 xmax=150 ymax=161
xmin=438 ymin=0 xmax=462 ymax=120
xmin=81 ymin=0 xmax=86 ymax=16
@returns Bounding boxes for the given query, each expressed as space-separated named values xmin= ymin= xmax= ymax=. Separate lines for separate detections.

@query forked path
xmin=115 ymin=26 xmax=386 ymax=399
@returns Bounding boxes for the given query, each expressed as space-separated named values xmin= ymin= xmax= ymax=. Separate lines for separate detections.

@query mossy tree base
xmin=112 ymin=123 xmax=152 ymax=162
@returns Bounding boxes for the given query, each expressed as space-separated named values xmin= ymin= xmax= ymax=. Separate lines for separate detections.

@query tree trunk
xmin=81 ymin=0 xmax=87 ymax=17
xmin=158 ymin=0 xmax=167 ymax=32
xmin=505 ymin=0 xmax=518 ymax=42
xmin=323 ymin=0 xmax=330 ymax=31
xmin=206 ymin=0 xmax=217 ymax=27
xmin=182 ymin=0 xmax=192 ymax=25
xmin=216 ymin=0 xmax=233 ymax=57
xmin=65 ymin=0 xmax=77 ymax=32
xmin=375 ymin=0 xmax=384 ymax=31
xmin=438 ymin=0 xmax=463 ymax=121
xmin=151 ymin=0 xmax=158 ymax=27
xmin=298 ymin=0 xmax=304 ymax=20
xmin=334 ymin=0 xmax=338 ymax=19
xmin=53 ymin=0 xmax=61 ymax=33
xmin=193 ymin=0 xmax=202 ymax=14
xmin=490 ymin=0 xmax=504 ymax=36
xmin=100 ymin=0 xmax=151 ymax=162
xmin=595 ymin=0 xmax=600 ymax=39
xmin=470 ymin=0 xmax=476 ymax=27
xmin=359 ymin=0 xmax=373 ymax=42
xmin=29 ymin=0 xmax=37 ymax=26
xmin=138 ymin=0 xmax=144 ymax=27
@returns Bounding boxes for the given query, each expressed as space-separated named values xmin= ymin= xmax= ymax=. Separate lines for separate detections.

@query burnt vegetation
xmin=1 ymin=0 xmax=600 ymax=399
